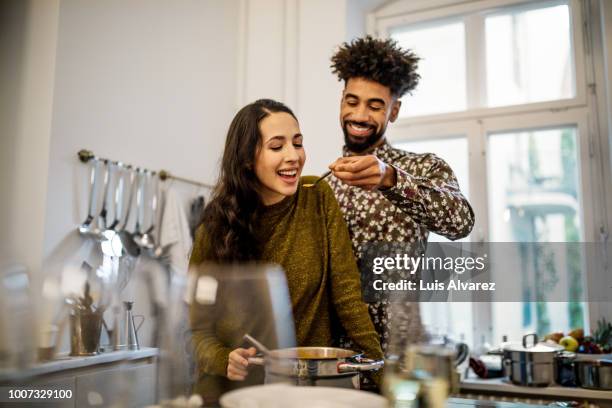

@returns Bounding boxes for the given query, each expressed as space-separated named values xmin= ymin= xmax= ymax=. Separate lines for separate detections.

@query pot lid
xmin=504 ymin=341 xmax=564 ymax=353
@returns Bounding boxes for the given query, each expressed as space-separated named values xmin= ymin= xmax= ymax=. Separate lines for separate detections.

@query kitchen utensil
xmin=246 ymin=346 xmax=383 ymax=386
xmin=96 ymin=160 xmax=113 ymax=239
xmin=100 ymin=162 xmax=124 ymax=258
xmin=220 ymin=384 xmax=387 ymax=408
xmin=303 ymin=170 xmax=332 ymax=188
xmin=503 ymin=333 xmax=564 ymax=386
xmin=244 ymin=333 xmax=271 ymax=356
xmin=118 ymin=167 xmax=141 ymax=257
xmin=574 ymin=353 xmax=612 ymax=390
xmin=554 ymin=351 xmax=577 ymax=386
xmin=133 ymin=169 xmax=151 ymax=249
xmin=151 ymin=178 xmax=166 ymax=259
xmin=78 ymin=158 xmax=103 ymax=235
xmin=140 ymin=172 xmax=159 ymax=252
xmin=121 ymin=301 xmax=144 ymax=351
xmin=69 ymin=308 xmax=103 ymax=356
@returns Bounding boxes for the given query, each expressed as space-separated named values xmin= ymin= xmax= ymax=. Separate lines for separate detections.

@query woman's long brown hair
xmin=202 ymin=99 xmax=297 ymax=261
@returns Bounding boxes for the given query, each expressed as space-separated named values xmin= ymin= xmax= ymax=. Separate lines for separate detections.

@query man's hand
xmin=329 ymin=155 xmax=396 ymax=190
xmin=227 ymin=347 xmax=256 ymax=381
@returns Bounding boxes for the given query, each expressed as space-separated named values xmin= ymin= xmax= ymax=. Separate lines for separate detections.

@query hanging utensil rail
xmin=77 ymin=149 xmax=213 ymax=189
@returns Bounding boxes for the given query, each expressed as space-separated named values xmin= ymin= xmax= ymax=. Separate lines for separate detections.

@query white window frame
xmin=370 ymin=0 xmax=611 ymax=343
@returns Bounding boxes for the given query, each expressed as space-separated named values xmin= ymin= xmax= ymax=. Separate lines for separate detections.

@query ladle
xmin=78 ymin=159 xmax=102 ymax=235
xmin=118 ymin=167 xmax=141 ymax=257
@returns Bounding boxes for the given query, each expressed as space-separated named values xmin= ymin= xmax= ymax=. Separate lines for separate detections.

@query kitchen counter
xmin=447 ymin=397 xmax=548 ymax=407
xmin=0 ymin=348 xmax=158 ymax=407
xmin=460 ymin=375 xmax=612 ymax=407
xmin=0 ymin=347 xmax=158 ymax=383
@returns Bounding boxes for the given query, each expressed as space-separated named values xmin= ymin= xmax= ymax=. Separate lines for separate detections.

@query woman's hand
xmin=227 ymin=347 xmax=257 ymax=381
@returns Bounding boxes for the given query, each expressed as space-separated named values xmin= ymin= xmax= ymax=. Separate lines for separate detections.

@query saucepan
xmin=244 ymin=335 xmax=383 ymax=386
xmin=503 ymin=333 xmax=564 ymax=386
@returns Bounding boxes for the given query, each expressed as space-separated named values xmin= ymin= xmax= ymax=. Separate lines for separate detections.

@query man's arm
xmin=380 ymin=154 xmax=474 ymax=240
xmin=330 ymin=154 xmax=474 ymax=240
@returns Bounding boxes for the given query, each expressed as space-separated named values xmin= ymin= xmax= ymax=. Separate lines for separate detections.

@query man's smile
xmin=346 ymin=121 xmax=376 ymax=137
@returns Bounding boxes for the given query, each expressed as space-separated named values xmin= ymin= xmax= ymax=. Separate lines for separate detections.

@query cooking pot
xmin=575 ymin=354 xmax=612 ymax=390
xmin=247 ymin=346 xmax=384 ymax=387
xmin=503 ymin=333 xmax=564 ymax=386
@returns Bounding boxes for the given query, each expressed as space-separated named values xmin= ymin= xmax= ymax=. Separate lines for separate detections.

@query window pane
xmin=393 ymin=137 xmax=469 ymax=241
xmin=485 ymin=3 xmax=574 ymax=107
xmin=487 ymin=127 xmax=585 ymax=342
xmin=392 ymin=20 xmax=466 ymax=117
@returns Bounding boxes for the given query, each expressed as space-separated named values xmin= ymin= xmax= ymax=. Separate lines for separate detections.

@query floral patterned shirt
xmin=329 ymin=141 xmax=475 ymax=354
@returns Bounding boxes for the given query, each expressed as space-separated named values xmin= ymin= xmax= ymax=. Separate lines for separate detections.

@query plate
xmin=220 ymin=384 xmax=387 ymax=408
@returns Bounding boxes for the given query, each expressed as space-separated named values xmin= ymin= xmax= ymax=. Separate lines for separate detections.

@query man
xmin=327 ymin=36 xmax=474 ymax=356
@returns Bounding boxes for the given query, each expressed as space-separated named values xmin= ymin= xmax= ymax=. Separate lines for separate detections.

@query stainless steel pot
xmin=248 ymin=346 xmax=384 ymax=386
xmin=575 ymin=355 xmax=612 ymax=390
xmin=503 ymin=333 xmax=564 ymax=386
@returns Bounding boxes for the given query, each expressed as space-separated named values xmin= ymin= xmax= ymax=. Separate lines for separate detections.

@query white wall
xmin=239 ymin=0 xmax=387 ymax=174
xmin=43 ymin=0 xmax=239 ymax=261
xmin=1 ymin=0 xmax=241 ymax=347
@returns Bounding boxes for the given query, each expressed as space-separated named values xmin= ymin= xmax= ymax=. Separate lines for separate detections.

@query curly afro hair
xmin=331 ymin=36 xmax=420 ymax=98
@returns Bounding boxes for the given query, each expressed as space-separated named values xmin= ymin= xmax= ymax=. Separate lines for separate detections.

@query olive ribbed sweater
xmin=188 ymin=177 xmax=382 ymax=401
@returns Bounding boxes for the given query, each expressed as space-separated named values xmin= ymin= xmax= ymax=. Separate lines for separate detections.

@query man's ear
xmin=389 ymin=100 xmax=401 ymax=123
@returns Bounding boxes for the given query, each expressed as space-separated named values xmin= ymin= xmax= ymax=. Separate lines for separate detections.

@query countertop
xmin=0 ymin=347 xmax=158 ymax=382
xmin=460 ymin=375 xmax=612 ymax=402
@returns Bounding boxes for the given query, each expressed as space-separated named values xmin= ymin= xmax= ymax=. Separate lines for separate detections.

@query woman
xmin=189 ymin=99 xmax=382 ymax=402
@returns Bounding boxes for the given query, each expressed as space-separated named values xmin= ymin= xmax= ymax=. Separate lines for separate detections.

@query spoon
xmin=243 ymin=333 xmax=270 ymax=355
xmin=303 ymin=170 xmax=332 ymax=188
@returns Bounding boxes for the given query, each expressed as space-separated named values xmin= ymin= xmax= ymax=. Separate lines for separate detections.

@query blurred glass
xmin=158 ymin=263 xmax=296 ymax=407
xmin=392 ymin=20 xmax=467 ymax=117
xmin=0 ymin=263 xmax=36 ymax=370
xmin=485 ymin=2 xmax=574 ymax=107
xmin=487 ymin=126 xmax=586 ymax=342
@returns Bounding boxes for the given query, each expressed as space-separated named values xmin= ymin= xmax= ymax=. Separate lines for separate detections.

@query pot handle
xmin=337 ymin=358 xmax=384 ymax=373
xmin=247 ymin=357 xmax=265 ymax=366
xmin=523 ymin=333 xmax=538 ymax=349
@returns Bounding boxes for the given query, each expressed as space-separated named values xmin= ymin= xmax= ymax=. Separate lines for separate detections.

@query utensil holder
xmin=69 ymin=310 xmax=103 ymax=356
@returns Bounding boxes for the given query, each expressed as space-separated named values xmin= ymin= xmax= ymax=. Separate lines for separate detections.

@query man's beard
xmin=343 ymin=121 xmax=385 ymax=153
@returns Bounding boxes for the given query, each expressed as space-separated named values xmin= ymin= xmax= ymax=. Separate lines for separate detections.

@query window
xmin=487 ymin=127 xmax=585 ymax=340
xmin=374 ymin=0 xmax=608 ymax=347
xmin=392 ymin=20 xmax=467 ymax=116
xmin=485 ymin=4 xmax=575 ymax=106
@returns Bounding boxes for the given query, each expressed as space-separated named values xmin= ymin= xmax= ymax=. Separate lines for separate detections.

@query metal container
xmin=554 ymin=351 xmax=577 ymax=386
xmin=503 ymin=333 xmax=564 ymax=386
xmin=248 ymin=347 xmax=384 ymax=387
xmin=69 ymin=310 xmax=103 ymax=356
xmin=575 ymin=355 xmax=612 ymax=390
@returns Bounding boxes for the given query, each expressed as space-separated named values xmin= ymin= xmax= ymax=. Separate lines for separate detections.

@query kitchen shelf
xmin=460 ymin=376 xmax=612 ymax=402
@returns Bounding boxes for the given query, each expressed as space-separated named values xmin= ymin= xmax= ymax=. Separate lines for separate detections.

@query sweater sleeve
xmin=319 ymin=181 xmax=383 ymax=362
xmin=189 ymin=225 xmax=232 ymax=377
xmin=380 ymin=153 xmax=474 ymax=240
